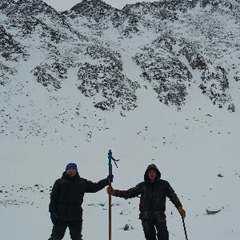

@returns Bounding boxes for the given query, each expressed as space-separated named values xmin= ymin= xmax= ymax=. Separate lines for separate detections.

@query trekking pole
xmin=108 ymin=150 xmax=119 ymax=240
xmin=182 ymin=217 xmax=189 ymax=240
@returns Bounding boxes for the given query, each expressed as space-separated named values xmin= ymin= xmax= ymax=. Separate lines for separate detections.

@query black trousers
xmin=141 ymin=218 xmax=169 ymax=240
xmin=48 ymin=220 xmax=83 ymax=240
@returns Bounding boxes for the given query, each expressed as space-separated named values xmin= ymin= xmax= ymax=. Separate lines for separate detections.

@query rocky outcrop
xmin=199 ymin=66 xmax=234 ymax=111
xmin=0 ymin=63 xmax=16 ymax=86
xmin=133 ymin=47 xmax=192 ymax=109
xmin=76 ymin=44 xmax=140 ymax=111
xmin=0 ymin=25 xmax=29 ymax=61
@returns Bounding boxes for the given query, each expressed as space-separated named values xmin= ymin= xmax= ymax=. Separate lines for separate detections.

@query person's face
xmin=66 ymin=167 xmax=77 ymax=177
xmin=148 ymin=169 xmax=157 ymax=182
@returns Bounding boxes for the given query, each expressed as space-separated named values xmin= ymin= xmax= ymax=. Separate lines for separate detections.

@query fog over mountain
xmin=0 ymin=0 xmax=240 ymax=239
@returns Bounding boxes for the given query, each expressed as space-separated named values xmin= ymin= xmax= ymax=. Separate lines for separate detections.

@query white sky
xmin=43 ymin=0 xmax=153 ymax=11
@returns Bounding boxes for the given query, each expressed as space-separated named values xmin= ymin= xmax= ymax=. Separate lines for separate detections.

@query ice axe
xmin=108 ymin=150 xmax=119 ymax=240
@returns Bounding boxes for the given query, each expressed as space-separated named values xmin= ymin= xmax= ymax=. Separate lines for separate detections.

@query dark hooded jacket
xmin=49 ymin=172 xmax=108 ymax=221
xmin=114 ymin=164 xmax=182 ymax=219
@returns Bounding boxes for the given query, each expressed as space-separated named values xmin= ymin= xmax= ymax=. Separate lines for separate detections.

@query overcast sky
xmin=43 ymin=0 xmax=154 ymax=11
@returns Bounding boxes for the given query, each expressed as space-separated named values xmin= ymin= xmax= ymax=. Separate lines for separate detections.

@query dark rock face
xmin=199 ymin=66 xmax=234 ymax=111
xmin=32 ymin=64 xmax=62 ymax=91
xmin=0 ymin=25 xmax=28 ymax=61
xmin=0 ymin=62 xmax=16 ymax=86
xmin=77 ymin=61 xmax=140 ymax=111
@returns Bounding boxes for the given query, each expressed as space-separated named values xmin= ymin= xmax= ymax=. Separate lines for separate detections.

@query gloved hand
xmin=107 ymin=186 xmax=115 ymax=196
xmin=50 ymin=212 xmax=58 ymax=225
xmin=178 ymin=206 xmax=186 ymax=218
xmin=107 ymin=174 xmax=114 ymax=183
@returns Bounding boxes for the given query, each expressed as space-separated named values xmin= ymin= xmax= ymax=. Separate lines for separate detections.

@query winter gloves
xmin=107 ymin=186 xmax=115 ymax=196
xmin=107 ymin=174 xmax=114 ymax=183
xmin=178 ymin=206 xmax=186 ymax=218
xmin=50 ymin=212 xmax=58 ymax=225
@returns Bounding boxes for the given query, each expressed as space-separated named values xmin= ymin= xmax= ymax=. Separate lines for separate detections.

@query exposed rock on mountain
xmin=0 ymin=62 xmax=16 ymax=86
xmin=0 ymin=0 xmax=240 ymax=140
xmin=133 ymin=42 xmax=192 ymax=109
xmin=68 ymin=0 xmax=115 ymax=21
xmin=76 ymin=44 xmax=140 ymax=111
xmin=0 ymin=25 xmax=28 ymax=61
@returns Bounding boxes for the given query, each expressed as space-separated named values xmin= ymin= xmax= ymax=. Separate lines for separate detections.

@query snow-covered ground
xmin=0 ymin=56 xmax=239 ymax=239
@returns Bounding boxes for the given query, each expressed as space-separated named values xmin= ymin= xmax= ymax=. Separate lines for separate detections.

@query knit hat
xmin=65 ymin=163 xmax=78 ymax=171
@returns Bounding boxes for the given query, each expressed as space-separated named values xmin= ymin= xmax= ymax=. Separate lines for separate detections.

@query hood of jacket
xmin=144 ymin=164 xmax=161 ymax=182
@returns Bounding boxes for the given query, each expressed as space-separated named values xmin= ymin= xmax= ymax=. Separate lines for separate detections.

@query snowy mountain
xmin=0 ymin=0 xmax=240 ymax=240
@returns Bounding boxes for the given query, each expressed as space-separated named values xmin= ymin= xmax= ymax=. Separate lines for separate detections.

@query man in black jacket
xmin=107 ymin=164 xmax=186 ymax=240
xmin=48 ymin=163 xmax=111 ymax=240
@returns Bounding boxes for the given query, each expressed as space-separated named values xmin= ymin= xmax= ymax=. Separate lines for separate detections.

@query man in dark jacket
xmin=107 ymin=164 xmax=186 ymax=240
xmin=48 ymin=162 xmax=111 ymax=240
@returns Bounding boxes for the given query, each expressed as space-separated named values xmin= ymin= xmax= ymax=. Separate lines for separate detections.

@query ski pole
xmin=108 ymin=150 xmax=119 ymax=240
xmin=182 ymin=217 xmax=189 ymax=240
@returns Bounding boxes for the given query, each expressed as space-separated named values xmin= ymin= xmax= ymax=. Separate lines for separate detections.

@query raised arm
xmin=108 ymin=183 xmax=142 ymax=199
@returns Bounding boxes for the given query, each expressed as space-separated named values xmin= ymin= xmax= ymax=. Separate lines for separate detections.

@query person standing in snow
xmin=107 ymin=164 xmax=186 ymax=240
xmin=48 ymin=162 xmax=113 ymax=240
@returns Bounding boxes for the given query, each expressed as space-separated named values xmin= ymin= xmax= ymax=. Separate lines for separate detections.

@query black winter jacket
xmin=49 ymin=172 xmax=108 ymax=221
xmin=114 ymin=164 xmax=182 ymax=219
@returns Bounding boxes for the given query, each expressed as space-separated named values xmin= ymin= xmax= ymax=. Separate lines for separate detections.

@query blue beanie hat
xmin=66 ymin=163 xmax=78 ymax=171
